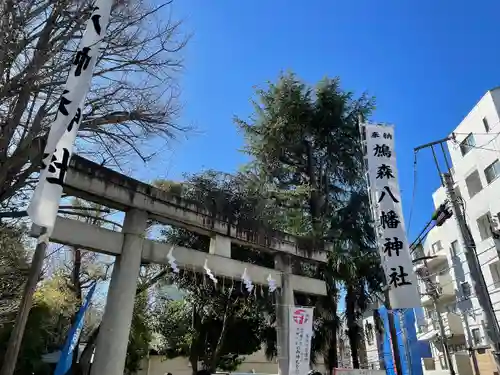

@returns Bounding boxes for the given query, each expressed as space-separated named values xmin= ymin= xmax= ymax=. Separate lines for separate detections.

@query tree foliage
xmin=153 ymin=289 xmax=265 ymax=374
xmin=0 ymin=273 xmax=78 ymax=375
xmin=155 ymin=174 xmax=275 ymax=374
xmin=236 ymin=72 xmax=382 ymax=371
xmin=236 ymin=73 xmax=373 ymax=240
xmin=0 ymin=225 xmax=30 ymax=325
xmin=125 ymin=290 xmax=154 ymax=375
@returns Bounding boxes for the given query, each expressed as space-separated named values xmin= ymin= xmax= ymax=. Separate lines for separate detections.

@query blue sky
xmin=134 ymin=0 xmax=500 ymax=241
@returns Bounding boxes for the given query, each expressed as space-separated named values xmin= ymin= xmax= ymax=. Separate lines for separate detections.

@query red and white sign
xmin=289 ymin=307 xmax=314 ymax=375
xmin=292 ymin=309 xmax=309 ymax=325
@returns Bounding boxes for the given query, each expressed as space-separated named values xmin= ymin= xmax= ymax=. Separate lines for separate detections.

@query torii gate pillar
xmin=90 ymin=209 xmax=148 ymax=375
xmin=275 ymin=254 xmax=294 ymax=375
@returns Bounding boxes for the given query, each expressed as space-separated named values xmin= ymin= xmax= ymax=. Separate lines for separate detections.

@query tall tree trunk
xmin=189 ymin=306 xmax=202 ymax=375
xmin=322 ymin=274 xmax=339 ymax=374
xmin=209 ymin=295 xmax=233 ymax=372
xmin=304 ymin=139 xmax=322 ymax=240
xmin=346 ymin=285 xmax=360 ymax=368
xmin=373 ymin=310 xmax=386 ymax=370
xmin=72 ymin=248 xmax=82 ymax=300
xmin=327 ymin=330 xmax=338 ymax=375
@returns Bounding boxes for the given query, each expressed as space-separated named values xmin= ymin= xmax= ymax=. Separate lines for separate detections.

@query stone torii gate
xmin=38 ymin=155 xmax=327 ymax=375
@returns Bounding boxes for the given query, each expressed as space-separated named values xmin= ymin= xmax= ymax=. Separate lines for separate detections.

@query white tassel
xmin=267 ymin=274 xmax=277 ymax=292
xmin=166 ymin=246 xmax=179 ymax=273
xmin=242 ymin=268 xmax=254 ymax=293
xmin=204 ymin=260 xmax=218 ymax=284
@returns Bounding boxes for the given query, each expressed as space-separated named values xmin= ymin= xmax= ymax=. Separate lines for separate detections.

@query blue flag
xmin=54 ymin=283 xmax=97 ymax=375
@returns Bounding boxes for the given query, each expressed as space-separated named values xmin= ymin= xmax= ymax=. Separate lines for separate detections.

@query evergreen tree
xmin=236 ymin=72 xmax=383 ymax=372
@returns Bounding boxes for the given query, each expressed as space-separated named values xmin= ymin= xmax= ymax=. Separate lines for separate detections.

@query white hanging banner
xmin=28 ymin=0 xmax=114 ymax=230
xmin=364 ymin=124 xmax=420 ymax=308
xmin=288 ymin=307 xmax=314 ymax=375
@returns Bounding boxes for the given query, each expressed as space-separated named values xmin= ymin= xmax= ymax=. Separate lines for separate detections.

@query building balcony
xmin=443 ymin=312 xmax=465 ymax=337
xmin=417 ymin=312 xmax=465 ymax=341
xmin=417 ymin=324 xmax=438 ymax=341
xmin=420 ymin=273 xmax=455 ymax=306
xmin=414 ymin=247 xmax=448 ymax=271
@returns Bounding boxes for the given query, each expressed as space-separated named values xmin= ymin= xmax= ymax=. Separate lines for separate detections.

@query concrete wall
xmin=137 ymin=349 xmax=327 ymax=375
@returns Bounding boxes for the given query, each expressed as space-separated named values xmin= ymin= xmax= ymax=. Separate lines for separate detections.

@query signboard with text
xmin=365 ymin=124 xmax=420 ymax=308
xmin=288 ymin=307 xmax=314 ymax=375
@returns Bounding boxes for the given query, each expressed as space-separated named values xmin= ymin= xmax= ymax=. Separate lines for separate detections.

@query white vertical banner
xmin=27 ymin=0 xmax=114 ymax=230
xmin=365 ymin=124 xmax=420 ymax=308
xmin=289 ymin=307 xmax=314 ymax=375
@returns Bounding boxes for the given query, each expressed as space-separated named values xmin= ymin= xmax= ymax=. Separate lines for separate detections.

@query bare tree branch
xmin=0 ymin=0 xmax=189 ymax=211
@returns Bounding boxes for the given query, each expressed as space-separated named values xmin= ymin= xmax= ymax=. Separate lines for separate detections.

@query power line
xmin=407 ymin=151 xmax=419 ymax=236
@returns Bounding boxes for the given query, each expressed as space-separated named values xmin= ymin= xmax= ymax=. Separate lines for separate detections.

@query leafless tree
xmin=0 ymin=0 xmax=189 ymax=211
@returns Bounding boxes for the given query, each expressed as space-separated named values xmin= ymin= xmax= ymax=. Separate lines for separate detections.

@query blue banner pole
xmin=54 ymin=283 xmax=97 ymax=375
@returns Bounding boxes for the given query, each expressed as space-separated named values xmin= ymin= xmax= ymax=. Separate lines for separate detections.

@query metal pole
xmin=463 ymin=309 xmax=481 ymax=375
xmin=443 ymin=172 xmax=500 ymax=372
xmin=384 ymin=289 xmax=403 ymax=375
xmin=400 ymin=311 xmax=412 ymax=373
xmin=417 ymin=252 xmax=456 ymax=375
xmin=0 ymin=231 xmax=47 ymax=375
xmin=433 ymin=299 xmax=456 ymax=375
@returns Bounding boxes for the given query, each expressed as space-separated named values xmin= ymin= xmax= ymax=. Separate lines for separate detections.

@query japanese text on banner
xmin=288 ymin=307 xmax=314 ymax=375
xmin=365 ymin=124 xmax=420 ymax=309
xmin=28 ymin=0 xmax=114 ymax=231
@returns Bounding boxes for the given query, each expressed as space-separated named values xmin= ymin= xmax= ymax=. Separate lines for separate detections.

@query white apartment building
xmin=415 ymin=87 xmax=500 ymax=375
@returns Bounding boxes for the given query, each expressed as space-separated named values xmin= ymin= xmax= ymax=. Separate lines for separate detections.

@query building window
xmin=461 ymin=282 xmax=471 ymax=298
xmin=460 ymin=133 xmax=476 ymax=156
xmin=485 ymin=160 xmax=500 ymax=184
xmin=477 ymin=212 xmax=493 ymax=241
xmin=472 ymin=328 xmax=482 ymax=346
xmin=465 ymin=170 xmax=483 ymax=198
xmin=483 ymin=117 xmax=490 ymax=132
xmin=490 ymin=261 xmax=500 ymax=289
xmin=431 ymin=241 xmax=443 ymax=254
xmin=450 ymin=240 xmax=460 ymax=257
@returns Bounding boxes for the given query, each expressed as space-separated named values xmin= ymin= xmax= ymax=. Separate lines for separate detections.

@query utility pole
xmin=443 ymin=172 xmax=500 ymax=371
xmin=434 ymin=300 xmax=456 ymax=375
xmin=414 ymin=250 xmax=456 ymax=375
xmin=384 ymin=289 xmax=404 ymax=375
xmin=414 ymin=136 xmax=500 ymax=373
xmin=400 ymin=311 xmax=412 ymax=374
